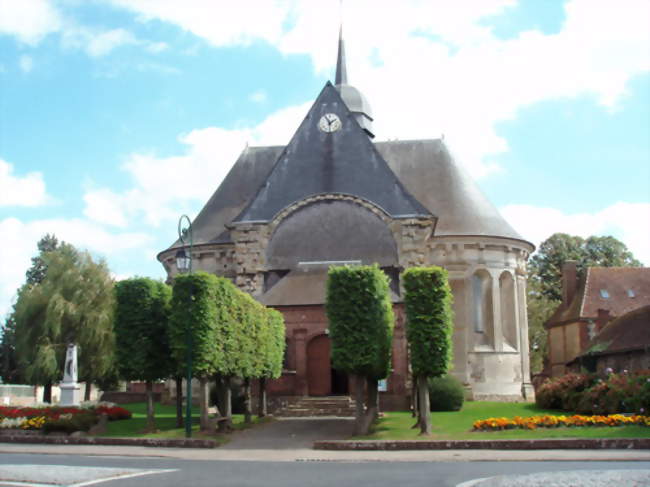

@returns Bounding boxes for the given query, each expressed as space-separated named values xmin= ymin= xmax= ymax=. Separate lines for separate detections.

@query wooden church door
xmin=307 ymin=335 xmax=331 ymax=396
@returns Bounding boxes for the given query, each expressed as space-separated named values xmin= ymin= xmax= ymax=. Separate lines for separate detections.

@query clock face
xmin=319 ymin=113 xmax=342 ymax=133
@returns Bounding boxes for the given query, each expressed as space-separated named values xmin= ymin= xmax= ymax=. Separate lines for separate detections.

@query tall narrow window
xmin=472 ymin=270 xmax=494 ymax=348
xmin=499 ymin=271 xmax=517 ymax=350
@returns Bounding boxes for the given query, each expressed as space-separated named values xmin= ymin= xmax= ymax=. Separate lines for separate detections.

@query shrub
xmin=428 ymin=374 xmax=464 ymax=411
xmin=43 ymin=412 xmax=98 ymax=434
xmin=94 ymin=405 xmax=131 ymax=420
xmin=537 ymin=371 xmax=650 ymax=415
xmin=535 ymin=373 xmax=596 ymax=410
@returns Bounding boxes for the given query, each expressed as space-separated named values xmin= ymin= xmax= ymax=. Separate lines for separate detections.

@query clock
xmin=318 ymin=113 xmax=342 ymax=133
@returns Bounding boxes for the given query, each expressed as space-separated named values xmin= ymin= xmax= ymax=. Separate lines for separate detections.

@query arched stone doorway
xmin=307 ymin=335 xmax=348 ymax=396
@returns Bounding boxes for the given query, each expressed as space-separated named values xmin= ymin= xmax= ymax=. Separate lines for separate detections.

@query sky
xmin=0 ymin=0 xmax=649 ymax=320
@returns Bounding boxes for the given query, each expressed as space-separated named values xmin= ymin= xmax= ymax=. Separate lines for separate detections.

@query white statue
xmin=63 ymin=343 xmax=78 ymax=384
xmin=60 ymin=343 xmax=80 ymax=406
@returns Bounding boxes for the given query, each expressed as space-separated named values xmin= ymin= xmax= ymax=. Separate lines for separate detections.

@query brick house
xmin=158 ymin=29 xmax=535 ymax=408
xmin=568 ymin=304 xmax=650 ymax=374
xmin=545 ymin=263 xmax=650 ymax=377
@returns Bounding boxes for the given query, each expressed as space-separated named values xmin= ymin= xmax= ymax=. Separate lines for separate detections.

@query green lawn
xmin=98 ymin=402 xmax=267 ymax=441
xmin=356 ymin=402 xmax=650 ymax=440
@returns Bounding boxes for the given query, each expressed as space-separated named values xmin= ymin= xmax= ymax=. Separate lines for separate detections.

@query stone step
xmin=278 ymin=408 xmax=355 ymax=417
xmin=275 ymin=396 xmax=356 ymax=417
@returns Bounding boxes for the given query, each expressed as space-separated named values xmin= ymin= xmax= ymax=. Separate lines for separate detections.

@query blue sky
xmin=1 ymin=0 xmax=649 ymax=319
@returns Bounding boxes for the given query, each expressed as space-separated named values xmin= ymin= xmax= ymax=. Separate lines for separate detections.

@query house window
xmin=599 ymin=289 xmax=610 ymax=298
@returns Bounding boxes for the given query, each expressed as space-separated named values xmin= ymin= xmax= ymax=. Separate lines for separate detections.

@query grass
xmin=355 ymin=401 xmax=650 ymax=440
xmin=98 ymin=402 xmax=268 ymax=441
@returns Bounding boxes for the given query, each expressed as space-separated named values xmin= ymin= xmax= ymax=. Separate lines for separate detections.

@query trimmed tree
xmin=169 ymin=271 xmax=223 ymax=431
xmin=114 ymin=277 xmax=172 ymax=431
xmin=258 ymin=308 xmax=286 ymax=417
xmin=403 ymin=266 xmax=454 ymax=435
xmin=326 ymin=265 xmax=394 ymax=435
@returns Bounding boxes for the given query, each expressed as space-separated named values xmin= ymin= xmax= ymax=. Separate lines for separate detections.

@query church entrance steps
xmin=274 ymin=396 xmax=356 ymax=417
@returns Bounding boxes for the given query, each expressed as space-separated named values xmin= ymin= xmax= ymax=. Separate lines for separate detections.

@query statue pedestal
xmin=60 ymin=382 xmax=81 ymax=406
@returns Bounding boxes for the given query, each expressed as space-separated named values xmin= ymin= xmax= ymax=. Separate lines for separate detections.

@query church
xmin=158 ymin=30 xmax=535 ymax=408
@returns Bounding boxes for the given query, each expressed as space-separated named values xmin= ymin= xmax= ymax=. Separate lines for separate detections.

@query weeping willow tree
xmin=14 ymin=244 xmax=115 ymax=402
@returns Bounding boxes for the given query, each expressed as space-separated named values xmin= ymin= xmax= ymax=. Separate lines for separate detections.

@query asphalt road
xmin=1 ymin=453 xmax=650 ymax=487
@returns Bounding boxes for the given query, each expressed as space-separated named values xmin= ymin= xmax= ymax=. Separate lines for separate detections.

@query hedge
xmin=326 ymin=265 xmax=394 ymax=380
xmin=403 ymin=266 xmax=454 ymax=378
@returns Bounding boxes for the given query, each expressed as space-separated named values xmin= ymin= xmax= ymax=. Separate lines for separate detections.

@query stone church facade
xmin=158 ymin=31 xmax=535 ymax=407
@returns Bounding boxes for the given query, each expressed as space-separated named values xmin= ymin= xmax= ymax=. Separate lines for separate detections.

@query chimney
xmin=562 ymin=260 xmax=578 ymax=307
xmin=596 ymin=308 xmax=611 ymax=332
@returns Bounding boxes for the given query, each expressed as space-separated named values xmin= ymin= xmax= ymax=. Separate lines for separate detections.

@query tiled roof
xmin=583 ymin=304 xmax=650 ymax=355
xmin=547 ymin=267 xmax=650 ymax=326
xmin=581 ymin=267 xmax=650 ymax=318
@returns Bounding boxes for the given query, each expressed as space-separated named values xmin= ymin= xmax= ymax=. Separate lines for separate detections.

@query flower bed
xmin=0 ymin=403 xmax=131 ymax=432
xmin=473 ymin=414 xmax=650 ymax=431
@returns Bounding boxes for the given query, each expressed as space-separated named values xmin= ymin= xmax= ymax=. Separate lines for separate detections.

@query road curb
xmin=313 ymin=438 xmax=650 ymax=450
xmin=0 ymin=434 xmax=216 ymax=449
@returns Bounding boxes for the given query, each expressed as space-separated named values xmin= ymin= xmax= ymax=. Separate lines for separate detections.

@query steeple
xmin=335 ymin=25 xmax=347 ymax=85
xmin=333 ymin=23 xmax=374 ymax=138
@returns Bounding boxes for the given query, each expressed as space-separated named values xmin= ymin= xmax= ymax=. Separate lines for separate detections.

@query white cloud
xmin=61 ymin=26 xmax=171 ymax=58
xmin=500 ymin=202 xmax=650 ymax=265
xmin=107 ymin=0 xmax=649 ymax=177
xmin=0 ymin=0 xmax=169 ymax=58
xmin=0 ymin=159 xmax=48 ymax=207
xmin=0 ymin=0 xmax=62 ymax=45
xmin=107 ymin=0 xmax=287 ymax=47
xmin=85 ymin=28 xmax=136 ymax=57
xmin=145 ymin=41 xmax=168 ymax=53
xmin=0 ymin=217 xmax=153 ymax=319
xmin=18 ymin=55 xmax=33 ymax=73
xmin=82 ymin=102 xmax=310 ymax=229
xmin=249 ymin=90 xmax=267 ymax=103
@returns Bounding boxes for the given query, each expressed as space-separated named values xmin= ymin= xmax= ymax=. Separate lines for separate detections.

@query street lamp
xmin=177 ymin=215 xmax=193 ymax=438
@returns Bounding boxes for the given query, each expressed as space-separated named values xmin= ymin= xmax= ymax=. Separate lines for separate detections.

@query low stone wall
xmin=0 ymin=434 xmax=216 ymax=449
xmin=100 ymin=391 xmax=161 ymax=404
xmin=314 ymin=438 xmax=650 ymax=450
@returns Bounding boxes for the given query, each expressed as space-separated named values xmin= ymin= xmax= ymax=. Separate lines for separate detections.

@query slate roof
xmin=159 ymin=137 xmax=531 ymax=255
xmin=581 ymin=304 xmax=650 ymax=356
xmin=376 ymin=139 xmax=525 ymax=241
xmin=162 ymin=145 xmax=282 ymax=251
xmin=260 ymin=268 xmax=401 ymax=306
xmin=547 ymin=267 xmax=650 ymax=326
xmin=265 ymin=199 xmax=398 ymax=270
xmin=233 ymin=82 xmax=430 ymax=223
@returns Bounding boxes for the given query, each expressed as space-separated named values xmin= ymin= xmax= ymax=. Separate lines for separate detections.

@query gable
xmin=233 ymin=82 xmax=431 ymax=224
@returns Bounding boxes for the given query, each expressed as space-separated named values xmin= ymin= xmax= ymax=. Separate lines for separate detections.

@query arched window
xmin=499 ymin=271 xmax=518 ymax=350
xmin=472 ymin=270 xmax=494 ymax=348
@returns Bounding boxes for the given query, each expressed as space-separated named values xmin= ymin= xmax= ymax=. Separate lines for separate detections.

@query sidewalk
xmin=2 ymin=417 xmax=650 ymax=463
xmin=2 ymin=442 xmax=650 ymax=462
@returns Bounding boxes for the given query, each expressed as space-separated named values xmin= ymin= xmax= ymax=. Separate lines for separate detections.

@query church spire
xmin=332 ymin=19 xmax=375 ymax=138
xmin=335 ymin=25 xmax=347 ymax=86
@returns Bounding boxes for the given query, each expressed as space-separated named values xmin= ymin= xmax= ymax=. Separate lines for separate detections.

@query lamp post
xmin=176 ymin=215 xmax=193 ymax=438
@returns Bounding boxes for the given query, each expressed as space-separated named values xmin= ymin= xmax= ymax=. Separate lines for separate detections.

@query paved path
xmin=222 ymin=418 xmax=355 ymax=450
